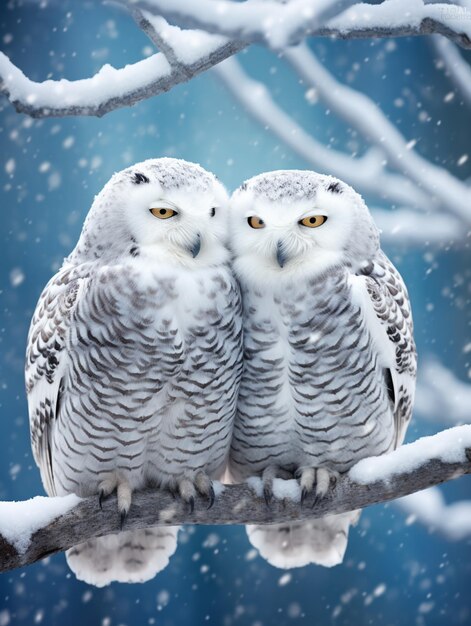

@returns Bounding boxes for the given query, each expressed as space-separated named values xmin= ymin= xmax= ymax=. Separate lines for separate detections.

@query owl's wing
xmin=25 ymin=266 xmax=90 ymax=495
xmin=349 ymin=250 xmax=417 ymax=448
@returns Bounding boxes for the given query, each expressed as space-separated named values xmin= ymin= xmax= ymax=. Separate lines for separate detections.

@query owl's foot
xmin=175 ymin=471 xmax=215 ymax=512
xmin=295 ymin=467 xmax=339 ymax=506
xmin=98 ymin=476 xmax=132 ymax=529
xmin=261 ymin=466 xmax=293 ymax=506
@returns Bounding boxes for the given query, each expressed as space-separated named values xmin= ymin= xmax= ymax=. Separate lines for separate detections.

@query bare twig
xmin=1 ymin=425 xmax=470 ymax=573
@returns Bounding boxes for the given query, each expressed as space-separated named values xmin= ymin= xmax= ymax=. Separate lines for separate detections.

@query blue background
xmin=0 ymin=2 xmax=470 ymax=625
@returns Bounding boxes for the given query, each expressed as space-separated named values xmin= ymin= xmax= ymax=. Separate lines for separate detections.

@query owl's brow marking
xmin=327 ymin=181 xmax=342 ymax=194
xmin=132 ymin=172 xmax=150 ymax=185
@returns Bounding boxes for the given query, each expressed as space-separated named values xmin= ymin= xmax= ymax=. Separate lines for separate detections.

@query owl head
xmin=230 ymin=170 xmax=380 ymax=287
xmin=67 ymin=158 xmax=229 ymax=268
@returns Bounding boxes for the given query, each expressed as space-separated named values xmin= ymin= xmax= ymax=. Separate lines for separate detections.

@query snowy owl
xmin=228 ymin=170 xmax=416 ymax=569
xmin=25 ymin=158 xmax=243 ymax=586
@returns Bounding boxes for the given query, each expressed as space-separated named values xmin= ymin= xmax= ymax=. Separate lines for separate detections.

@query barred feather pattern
xmin=230 ymin=251 xmax=416 ymax=568
xmin=26 ymin=259 xmax=243 ymax=585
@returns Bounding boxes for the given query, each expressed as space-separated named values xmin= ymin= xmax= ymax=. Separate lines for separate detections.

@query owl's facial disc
xmin=230 ymin=171 xmax=380 ymax=286
xmin=68 ymin=158 xmax=230 ymax=268
xmin=244 ymin=208 xmax=330 ymax=269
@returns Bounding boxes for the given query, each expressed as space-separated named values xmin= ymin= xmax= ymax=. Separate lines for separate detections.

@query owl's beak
xmin=276 ymin=240 xmax=287 ymax=268
xmin=189 ymin=234 xmax=201 ymax=258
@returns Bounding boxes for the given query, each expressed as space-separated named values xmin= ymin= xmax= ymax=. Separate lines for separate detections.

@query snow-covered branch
xmin=432 ymin=35 xmax=471 ymax=106
xmin=214 ymin=56 xmax=470 ymax=240
xmin=2 ymin=1 xmax=471 ymax=120
xmin=124 ymin=0 xmax=349 ymax=49
xmin=0 ymin=425 xmax=470 ymax=573
xmin=284 ymin=44 xmax=471 ymax=223
xmin=213 ymin=58 xmax=433 ymax=213
xmin=129 ymin=0 xmax=471 ymax=49
xmin=397 ymin=487 xmax=471 ymax=540
xmin=372 ymin=207 xmax=464 ymax=244
xmin=0 ymin=19 xmax=245 ymax=118
xmin=415 ymin=359 xmax=471 ymax=424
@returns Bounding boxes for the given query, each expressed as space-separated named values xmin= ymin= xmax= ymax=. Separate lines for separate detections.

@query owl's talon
xmin=120 ymin=510 xmax=127 ymax=530
xmin=296 ymin=466 xmax=338 ymax=506
xmin=263 ymin=484 xmax=273 ymax=506
xmin=207 ymin=485 xmax=215 ymax=509
xmin=194 ymin=471 xmax=215 ymax=508
xmin=176 ymin=472 xmax=214 ymax=512
xmin=98 ymin=489 xmax=105 ymax=510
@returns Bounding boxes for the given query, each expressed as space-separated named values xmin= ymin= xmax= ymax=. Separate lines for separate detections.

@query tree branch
xmin=371 ymin=207 xmax=464 ymax=244
xmin=3 ymin=0 xmax=471 ymax=119
xmin=213 ymin=58 xmax=437 ymax=217
xmin=415 ymin=359 xmax=471 ymax=424
xmin=0 ymin=425 xmax=470 ymax=573
xmin=396 ymin=487 xmax=471 ymax=540
xmin=214 ymin=56 xmax=471 ymax=235
xmin=130 ymin=0 xmax=471 ymax=49
xmin=0 ymin=25 xmax=245 ymax=118
xmin=284 ymin=44 xmax=471 ymax=223
xmin=431 ymin=35 xmax=471 ymax=107
xmin=124 ymin=0 xmax=350 ymax=49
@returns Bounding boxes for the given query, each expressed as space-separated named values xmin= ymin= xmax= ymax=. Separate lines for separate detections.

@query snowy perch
xmin=0 ymin=425 xmax=470 ymax=573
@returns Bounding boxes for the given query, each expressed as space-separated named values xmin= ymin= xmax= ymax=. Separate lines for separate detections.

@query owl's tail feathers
xmin=66 ymin=526 xmax=179 ymax=587
xmin=246 ymin=511 xmax=360 ymax=569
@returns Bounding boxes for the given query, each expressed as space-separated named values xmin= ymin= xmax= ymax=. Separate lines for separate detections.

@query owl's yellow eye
xmin=299 ymin=215 xmax=327 ymax=228
xmin=150 ymin=207 xmax=178 ymax=219
xmin=247 ymin=216 xmax=265 ymax=229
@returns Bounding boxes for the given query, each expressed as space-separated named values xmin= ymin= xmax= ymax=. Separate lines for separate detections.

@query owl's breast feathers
xmin=231 ymin=252 xmax=416 ymax=476
xmin=26 ymin=260 xmax=243 ymax=496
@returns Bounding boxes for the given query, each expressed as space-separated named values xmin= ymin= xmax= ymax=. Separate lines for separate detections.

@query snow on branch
xmin=124 ymin=0 xmax=349 ymax=49
xmin=0 ymin=17 xmax=245 ymax=118
xmin=2 ymin=0 xmax=471 ymax=124
xmin=284 ymin=44 xmax=471 ymax=223
xmin=129 ymin=0 xmax=471 ymax=49
xmin=0 ymin=425 xmax=470 ymax=574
